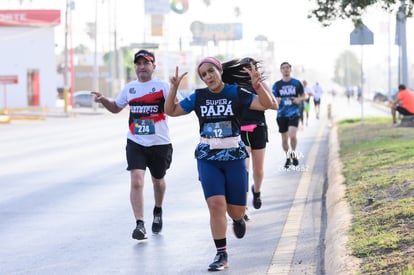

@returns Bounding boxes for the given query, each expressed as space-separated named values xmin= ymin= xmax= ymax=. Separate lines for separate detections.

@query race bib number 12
xmin=203 ymin=121 xmax=232 ymax=138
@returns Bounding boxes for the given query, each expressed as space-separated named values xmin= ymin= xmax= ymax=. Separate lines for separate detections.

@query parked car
xmin=372 ymin=92 xmax=388 ymax=102
xmin=73 ymin=91 xmax=101 ymax=108
xmin=372 ymin=89 xmax=398 ymax=103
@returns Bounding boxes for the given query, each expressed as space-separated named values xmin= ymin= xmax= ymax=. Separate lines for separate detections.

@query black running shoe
xmin=232 ymin=218 xmax=246 ymax=239
xmin=208 ymin=251 xmax=228 ymax=271
xmin=251 ymin=185 xmax=262 ymax=209
xmin=284 ymin=158 xmax=292 ymax=169
xmin=132 ymin=221 xmax=147 ymax=240
xmin=292 ymin=157 xmax=299 ymax=166
xmin=243 ymin=207 xmax=250 ymax=221
xmin=152 ymin=207 xmax=163 ymax=234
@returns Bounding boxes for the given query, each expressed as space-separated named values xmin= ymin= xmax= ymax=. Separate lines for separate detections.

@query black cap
xmin=398 ymin=84 xmax=406 ymax=90
xmin=134 ymin=50 xmax=155 ymax=63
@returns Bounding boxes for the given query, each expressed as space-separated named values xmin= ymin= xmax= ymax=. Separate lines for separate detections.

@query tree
xmin=59 ymin=44 xmax=90 ymax=56
xmin=333 ymin=50 xmax=361 ymax=88
xmin=309 ymin=0 xmax=414 ymax=26
xmin=72 ymin=44 xmax=91 ymax=54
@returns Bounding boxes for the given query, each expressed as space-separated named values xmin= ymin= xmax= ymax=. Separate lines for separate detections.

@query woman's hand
xmin=170 ymin=66 xmax=188 ymax=87
xmin=242 ymin=62 xmax=261 ymax=88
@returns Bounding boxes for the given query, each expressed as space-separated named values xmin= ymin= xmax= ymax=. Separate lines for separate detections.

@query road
xmin=0 ymin=95 xmax=389 ymax=275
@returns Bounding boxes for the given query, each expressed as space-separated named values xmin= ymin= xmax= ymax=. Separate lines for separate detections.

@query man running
xmin=272 ymin=62 xmax=306 ymax=169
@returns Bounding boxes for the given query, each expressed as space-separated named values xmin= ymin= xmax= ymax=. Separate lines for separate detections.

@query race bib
xmin=203 ymin=121 xmax=232 ymax=138
xmin=284 ymin=98 xmax=293 ymax=106
xmin=133 ymin=119 xmax=155 ymax=135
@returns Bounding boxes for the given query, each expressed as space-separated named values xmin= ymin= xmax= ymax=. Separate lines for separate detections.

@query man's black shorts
xmin=276 ymin=116 xmax=300 ymax=133
xmin=125 ymin=139 xmax=173 ymax=179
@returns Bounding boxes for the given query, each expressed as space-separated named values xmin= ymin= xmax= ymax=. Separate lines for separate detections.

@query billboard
xmin=190 ymin=21 xmax=243 ymax=43
xmin=144 ymin=0 xmax=170 ymax=14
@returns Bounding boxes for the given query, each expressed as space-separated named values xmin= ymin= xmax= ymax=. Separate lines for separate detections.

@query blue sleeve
xmin=272 ymin=82 xmax=279 ymax=97
xmin=179 ymin=92 xmax=196 ymax=113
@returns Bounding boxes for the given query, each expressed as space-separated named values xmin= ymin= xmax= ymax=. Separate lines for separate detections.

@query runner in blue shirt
xmin=272 ymin=62 xmax=306 ymax=169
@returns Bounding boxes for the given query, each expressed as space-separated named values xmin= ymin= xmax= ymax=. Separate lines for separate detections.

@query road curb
xmin=325 ymin=122 xmax=361 ymax=274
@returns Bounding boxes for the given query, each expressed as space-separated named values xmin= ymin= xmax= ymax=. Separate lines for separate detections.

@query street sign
xmin=350 ymin=23 xmax=374 ymax=124
xmin=0 ymin=75 xmax=18 ymax=84
xmin=350 ymin=23 xmax=374 ymax=45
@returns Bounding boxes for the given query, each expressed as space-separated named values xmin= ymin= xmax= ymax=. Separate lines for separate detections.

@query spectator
xmin=391 ymin=84 xmax=414 ymax=125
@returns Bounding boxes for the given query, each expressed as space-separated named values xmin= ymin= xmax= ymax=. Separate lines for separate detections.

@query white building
xmin=0 ymin=9 xmax=60 ymax=109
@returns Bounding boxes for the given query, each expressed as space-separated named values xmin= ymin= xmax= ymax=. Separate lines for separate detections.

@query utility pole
xmin=63 ymin=0 xmax=75 ymax=112
xmin=113 ymin=1 xmax=119 ymax=94
xmin=93 ymin=0 xmax=99 ymax=98
xmin=107 ymin=0 xmax=112 ymax=98
xmin=109 ymin=0 xmax=118 ymax=97
xmin=387 ymin=13 xmax=392 ymax=97
xmin=396 ymin=0 xmax=408 ymax=87
xmin=63 ymin=0 xmax=69 ymax=112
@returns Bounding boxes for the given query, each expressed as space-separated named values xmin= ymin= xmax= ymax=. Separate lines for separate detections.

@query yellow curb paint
xmin=0 ymin=115 xmax=11 ymax=124
xmin=0 ymin=107 xmax=48 ymax=113
xmin=267 ymin=118 xmax=327 ymax=275
xmin=10 ymin=116 xmax=45 ymax=121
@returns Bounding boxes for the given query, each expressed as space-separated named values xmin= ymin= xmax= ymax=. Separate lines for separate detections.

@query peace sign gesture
xmin=241 ymin=62 xmax=262 ymax=88
xmin=169 ymin=66 xmax=188 ymax=88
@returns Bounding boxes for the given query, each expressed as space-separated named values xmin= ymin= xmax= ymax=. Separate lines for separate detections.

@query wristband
xmin=254 ymin=83 xmax=262 ymax=90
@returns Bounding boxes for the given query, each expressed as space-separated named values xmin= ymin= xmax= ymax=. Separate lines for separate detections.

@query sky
xmin=2 ymin=0 xmax=413 ymax=91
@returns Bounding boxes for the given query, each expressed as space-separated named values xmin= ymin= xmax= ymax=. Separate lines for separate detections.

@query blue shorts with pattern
xmin=197 ymin=159 xmax=248 ymax=206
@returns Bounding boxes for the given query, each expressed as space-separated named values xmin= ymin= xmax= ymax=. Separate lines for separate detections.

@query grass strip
xmin=337 ymin=117 xmax=414 ymax=274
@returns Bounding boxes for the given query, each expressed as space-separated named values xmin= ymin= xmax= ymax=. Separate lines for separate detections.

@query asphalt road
xmin=0 ymin=95 xmax=390 ymax=275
